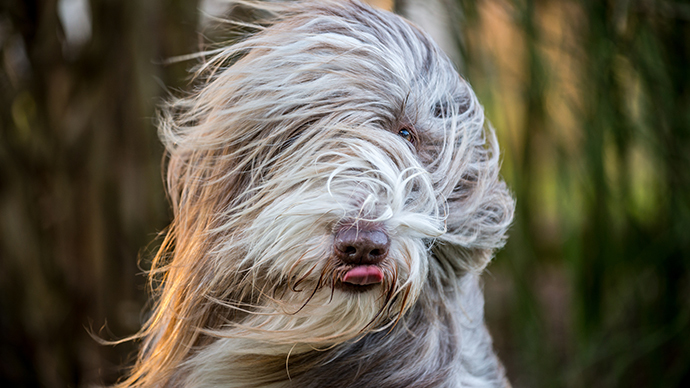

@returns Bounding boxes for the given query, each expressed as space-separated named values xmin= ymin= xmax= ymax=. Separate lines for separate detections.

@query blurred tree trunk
xmin=0 ymin=0 xmax=198 ymax=386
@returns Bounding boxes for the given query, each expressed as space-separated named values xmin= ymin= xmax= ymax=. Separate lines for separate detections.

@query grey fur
xmin=118 ymin=1 xmax=514 ymax=387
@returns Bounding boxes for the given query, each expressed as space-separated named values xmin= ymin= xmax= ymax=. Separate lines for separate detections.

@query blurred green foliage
xmin=454 ymin=0 xmax=690 ymax=387
xmin=0 ymin=0 xmax=688 ymax=387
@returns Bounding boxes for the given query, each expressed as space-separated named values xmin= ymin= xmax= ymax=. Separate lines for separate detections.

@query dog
xmin=119 ymin=1 xmax=514 ymax=387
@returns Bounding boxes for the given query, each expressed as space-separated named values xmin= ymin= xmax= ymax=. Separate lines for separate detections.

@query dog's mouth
xmin=335 ymin=265 xmax=384 ymax=293
xmin=342 ymin=265 xmax=383 ymax=285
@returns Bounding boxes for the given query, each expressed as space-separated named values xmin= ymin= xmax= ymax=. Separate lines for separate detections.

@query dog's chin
xmin=335 ymin=278 xmax=382 ymax=294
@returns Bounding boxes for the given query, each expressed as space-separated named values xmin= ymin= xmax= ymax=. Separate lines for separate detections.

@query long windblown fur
xmin=118 ymin=1 xmax=514 ymax=387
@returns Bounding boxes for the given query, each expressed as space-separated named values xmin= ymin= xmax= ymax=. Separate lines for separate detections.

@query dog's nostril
xmin=370 ymin=249 xmax=382 ymax=256
xmin=334 ymin=227 xmax=390 ymax=264
xmin=343 ymin=246 xmax=357 ymax=255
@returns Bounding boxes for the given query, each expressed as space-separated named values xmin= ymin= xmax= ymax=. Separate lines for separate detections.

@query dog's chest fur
xmin=182 ymin=275 xmax=506 ymax=388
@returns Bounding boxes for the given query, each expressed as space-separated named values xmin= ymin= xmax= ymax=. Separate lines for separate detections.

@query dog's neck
xmin=178 ymin=273 xmax=507 ymax=388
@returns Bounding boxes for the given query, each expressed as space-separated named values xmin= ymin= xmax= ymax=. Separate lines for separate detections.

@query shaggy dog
xmin=120 ymin=1 xmax=514 ymax=387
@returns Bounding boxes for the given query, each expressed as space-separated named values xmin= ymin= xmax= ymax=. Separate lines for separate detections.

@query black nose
xmin=334 ymin=224 xmax=390 ymax=265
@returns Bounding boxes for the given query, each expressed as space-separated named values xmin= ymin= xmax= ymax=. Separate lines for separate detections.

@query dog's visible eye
xmin=398 ymin=128 xmax=415 ymax=144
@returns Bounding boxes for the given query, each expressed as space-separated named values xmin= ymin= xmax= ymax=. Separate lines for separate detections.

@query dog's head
xmin=134 ymin=0 xmax=513 ymax=382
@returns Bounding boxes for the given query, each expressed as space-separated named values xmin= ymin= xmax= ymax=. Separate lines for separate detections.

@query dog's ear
xmin=432 ymin=127 xmax=515 ymax=273
xmin=435 ymin=179 xmax=514 ymax=273
xmin=409 ymin=73 xmax=515 ymax=273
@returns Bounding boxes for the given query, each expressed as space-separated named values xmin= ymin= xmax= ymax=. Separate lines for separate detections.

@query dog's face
xmin=149 ymin=0 xmax=512 ymax=365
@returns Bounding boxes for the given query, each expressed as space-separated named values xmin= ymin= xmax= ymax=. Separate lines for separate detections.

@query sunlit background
xmin=1 ymin=0 xmax=688 ymax=386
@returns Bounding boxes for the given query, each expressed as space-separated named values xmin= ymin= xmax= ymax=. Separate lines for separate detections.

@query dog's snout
xmin=334 ymin=226 xmax=390 ymax=264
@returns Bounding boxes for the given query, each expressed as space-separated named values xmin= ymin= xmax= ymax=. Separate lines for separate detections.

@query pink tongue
xmin=342 ymin=266 xmax=384 ymax=286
